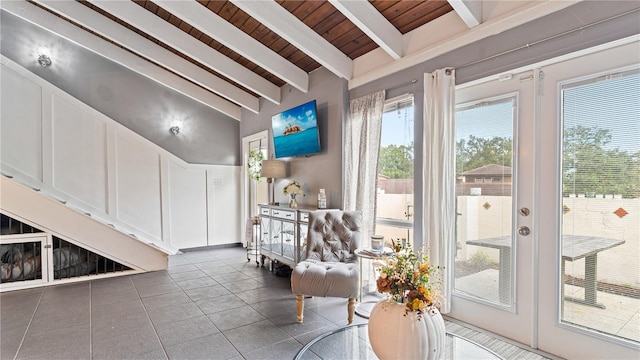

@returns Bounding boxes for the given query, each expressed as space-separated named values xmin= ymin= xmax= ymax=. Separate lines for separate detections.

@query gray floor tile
xmin=136 ymin=282 xmax=183 ymax=298
xmin=166 ymin=263 xmax=200 ymax=274
xmin=175 ymin=276 xmax=218 ymax=291
xmin=154 ymin=315 xmax=220 ymax=347
xmin=141 ymin=291 xmax=191 ymax=311
xmin=17 ymin=324 xmax=89 ymax=360
xmin=41 ymin=282 xmax=89 ymax=298
xmin=270 ymin=311 xmax=335 ymax=338
xmin=92 ymin=324 xmax=163 ymax=359
xmin=293 ymin=324 xmax=341 ymax=347
xmin=131 ymin=271 xmax=174 ymax=288
xmin=207 ymin=306 xmax=266 ymax=331
xmin=168 ymin=269 xmax=208 ymax=282
xmin=195 ymin=294 xmax=246 ymax=314
xmin=233 ymin=285 xmax=293 ymax=305
xmin=210 ymin=271 xmax=252 ymax=284
xmin=201 ymin=265 xmax=243 ymax=276
xmin=194 ymin=260 xmax=230 ymax=271
xmin=184 ymin=284 xmax=231 ymax=302
xmin=306 ymin=299 xmax=352 ymax=324
xmin=90 ymin=276 xmax=135 ymax=294
xmin=147 ymin=301 xmax=204 ymax=326
xmin=221 ymin=278 xmax=265 ymax=293
xmin=1 ymin=330 xmax=25 ymax=360
xmin=91 ymin=298 xmax=145 ymax=320
xmin=165 ymin=333 xmax=241 ymax=360
xmin=135 ymin=349 xmax=169 ymax=360
xmin=168 ymin=255 xmax=191 ymax=266
xmin=250 ymin=297 xmax=298 ymax=319
xmin=29 ymin=306 xmax=90 ymax=335
xmin=243 ymin=338 xmax=304 ymax=360
xmin=91 ymin=286 xmax=141 ymax=307
xmin=223 ymin=319 xmax=291 ymax=354
xmin=1 ymin=247 xmax=551 ymax=360
xmin=91 ymin=310 xmax=152 ymax=340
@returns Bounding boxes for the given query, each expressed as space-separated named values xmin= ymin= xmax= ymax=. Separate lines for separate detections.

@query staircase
xmin=0 ymin=176 xmax=168 ymax=291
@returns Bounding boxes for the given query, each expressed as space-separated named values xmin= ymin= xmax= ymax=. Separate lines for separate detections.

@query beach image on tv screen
xmin=272 ymin=101 xmax=320 ymax=158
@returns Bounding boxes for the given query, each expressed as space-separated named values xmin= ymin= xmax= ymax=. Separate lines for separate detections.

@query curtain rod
xmin=458 ymin=7 xmax=639 ymax=70
xmin=386 ymin=68 xmax=454 ymax=91
xmin=386 ymin=79 xmax=417 ymax=92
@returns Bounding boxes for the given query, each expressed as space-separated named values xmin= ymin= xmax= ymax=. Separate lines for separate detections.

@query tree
xmin=456 ymin=135 xmax=512 ymax=174
xmin=379 ymin=143 xmax=414 ymax=179
xmin=563 ymin=125 xmax=640 ymax=198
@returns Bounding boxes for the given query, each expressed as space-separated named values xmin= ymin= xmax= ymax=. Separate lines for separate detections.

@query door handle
xmin=518 ymin=226 xmax=530 ymax=236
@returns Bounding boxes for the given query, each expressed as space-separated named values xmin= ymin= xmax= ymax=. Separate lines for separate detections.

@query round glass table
xmin=295 ymin=324 xmax=503 ymax=360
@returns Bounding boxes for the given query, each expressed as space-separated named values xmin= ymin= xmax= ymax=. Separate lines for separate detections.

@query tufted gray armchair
xmin=291 ymin=210 xmax=361 ymax=324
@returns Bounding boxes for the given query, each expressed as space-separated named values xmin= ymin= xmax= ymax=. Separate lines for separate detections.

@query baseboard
xmin=179 ymin=242 xmax=243 ymax=252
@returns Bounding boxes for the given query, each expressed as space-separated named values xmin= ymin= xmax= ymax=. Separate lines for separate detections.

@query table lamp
xmin=261 ymin=159 xmax=286 ymax=205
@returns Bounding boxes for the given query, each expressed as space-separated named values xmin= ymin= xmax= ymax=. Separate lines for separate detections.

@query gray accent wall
xmin=240 ymin=67 xmax=348 ymax=209
xmin=0 ymin=11 xmax=240 ymax=166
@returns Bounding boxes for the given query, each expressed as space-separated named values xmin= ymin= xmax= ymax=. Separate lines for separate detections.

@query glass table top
xmin=295 ymin=324 xmax=503 ymax=360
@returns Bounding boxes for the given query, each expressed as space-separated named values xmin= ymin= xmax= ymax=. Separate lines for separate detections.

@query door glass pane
xmin=454 ymin=95 xmax=515 ymax=306
xmin=560 ymin=69 xmax=639 ymax=343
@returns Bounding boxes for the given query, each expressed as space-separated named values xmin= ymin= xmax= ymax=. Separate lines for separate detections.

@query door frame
xmin=240 ymin=130 xmax=269 ymax=243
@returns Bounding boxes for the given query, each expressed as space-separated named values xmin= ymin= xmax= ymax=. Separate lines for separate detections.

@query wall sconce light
xmin=169 ymin=126 xmax=181 ymax=135
xmin=38 ymin=54 xmax=52 ymax=67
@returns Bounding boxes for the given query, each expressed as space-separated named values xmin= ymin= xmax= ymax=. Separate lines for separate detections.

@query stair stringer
xmin=1 ymin=176 xmax=168 ymax=273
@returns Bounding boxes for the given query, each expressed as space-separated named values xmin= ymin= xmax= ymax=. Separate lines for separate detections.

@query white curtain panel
xmin=344 ymin=90 xmax=385 ymax=247
xmin=422 ymin=68 xmax=455 ymax=313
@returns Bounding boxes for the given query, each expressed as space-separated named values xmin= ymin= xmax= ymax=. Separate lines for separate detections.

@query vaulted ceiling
xmin=2 ymin=1 xmax=576 ymax=120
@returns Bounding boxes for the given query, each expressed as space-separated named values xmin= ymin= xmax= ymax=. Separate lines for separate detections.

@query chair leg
xmin=347 ymin=298 xmax=355 ymax=324
xmin=296 ymin=295 xmax=304 ymax=323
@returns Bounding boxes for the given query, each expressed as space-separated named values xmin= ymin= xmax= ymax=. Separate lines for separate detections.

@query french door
xmin=448 ymin=40 xmax=639 ymax=359
xmin=449 ymin=68 xmax=536 ymax=345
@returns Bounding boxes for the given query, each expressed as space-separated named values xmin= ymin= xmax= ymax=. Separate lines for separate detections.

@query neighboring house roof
xmin=461 ymin=164 xmax=512 ymax=177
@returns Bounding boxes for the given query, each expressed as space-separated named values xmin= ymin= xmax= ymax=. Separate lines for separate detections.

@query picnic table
xmin=466 ymin=235 xmax=625 ymax=307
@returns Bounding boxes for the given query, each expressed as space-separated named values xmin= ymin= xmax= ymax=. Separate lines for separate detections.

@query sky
xmin=381 ymin=72 xmax=639 ymax=154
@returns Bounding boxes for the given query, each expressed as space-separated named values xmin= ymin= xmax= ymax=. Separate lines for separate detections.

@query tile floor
xmin=1 ymin=247 xmax=553 ymax=360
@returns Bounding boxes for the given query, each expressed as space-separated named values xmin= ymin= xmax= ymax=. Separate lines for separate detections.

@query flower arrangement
xmin=283 ymin=180 xmax=305 ymax=198
xmin=247 ymin=150 xmax=264 ymax=182
xmin=375 ymin=240 xmax=442 ymax=319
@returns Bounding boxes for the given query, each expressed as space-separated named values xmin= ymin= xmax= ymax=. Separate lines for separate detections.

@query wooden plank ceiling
xmin=27 ymin=0 xmax=458 ymax=117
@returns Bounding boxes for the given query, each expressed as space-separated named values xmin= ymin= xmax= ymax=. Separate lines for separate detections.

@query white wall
xmin=0 ymin=56 xmax=241 ymax=252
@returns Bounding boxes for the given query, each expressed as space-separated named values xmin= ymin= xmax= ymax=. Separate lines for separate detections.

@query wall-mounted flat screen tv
xmin=271 ymin=100 xmax=320 ymax=158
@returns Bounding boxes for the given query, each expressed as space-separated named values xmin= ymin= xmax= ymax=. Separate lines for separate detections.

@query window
xmin=375 ymin=94 xmax=414 ymax=247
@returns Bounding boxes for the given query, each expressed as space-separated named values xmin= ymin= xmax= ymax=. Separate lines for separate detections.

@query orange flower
xmin=376 ymin=277 xmax=392 ymax=293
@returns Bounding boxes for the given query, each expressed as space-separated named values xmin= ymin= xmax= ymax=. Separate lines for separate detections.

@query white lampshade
xmin=260 ymin=160 xmax=286 ymax=179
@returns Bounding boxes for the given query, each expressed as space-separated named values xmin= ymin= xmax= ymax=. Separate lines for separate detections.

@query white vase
xmin=368 ymin=298 xmax=445 ymax=360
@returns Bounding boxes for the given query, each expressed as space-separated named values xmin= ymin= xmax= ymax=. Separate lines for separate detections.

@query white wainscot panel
xmin=51 ymin=95 xmax=107 ymax=213
xmin=115 ymin=133 xmax=162 ymax=239
xmin=168 ymin=161 xmax=208 ymax=249
xmin=0 ymin=64 xmax=42 ymax=181
xmin=207 ymin=166 xmax=241 ymax=246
